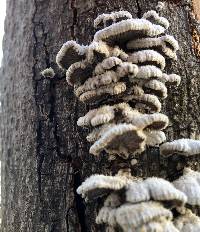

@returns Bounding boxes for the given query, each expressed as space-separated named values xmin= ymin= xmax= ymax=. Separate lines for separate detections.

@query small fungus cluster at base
xmin=53 ymin=8 xmax=200 ymax=232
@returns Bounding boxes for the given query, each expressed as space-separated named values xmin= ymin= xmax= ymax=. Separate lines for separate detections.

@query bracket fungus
xmin=76 ymin=173 xmax=132 ymax=201
xmin=126 ymin=177 xmax=187 ymax=208
xmin=160 ymin=139 xmax=200 ymax=157
xmin=174 ymin=209 xmax=200 ymax=232
xmin=127 ymin=50 xmax=166 ymax=70
xmin=126 ymin=35 xmax=179 ymax=60
xmin=94 ymin=18 xmax=166 ymax=45
xmin=173 ymin=168 xmax=200 ymax=207
xmin=144 ymin=130 xmax=166 ymax=146
xmin=94 ymin=11 xmax=133 ymax=30
xmin=142 ymin=10 xmax=169 ymax=30
xmin=56 ymin=40 xmax=87 ymax=70
xmin=89 ymin=123 xmax=146 ymax=158
xmin=53 ymin=8 xmax=200 ymax=232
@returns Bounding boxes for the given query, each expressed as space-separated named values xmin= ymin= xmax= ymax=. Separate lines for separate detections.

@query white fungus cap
xmin=174 ymin=209 xmax=200 ymax=232
xmin=142 ymin=10 xmax=169 ymax=29
xmin=94 ymin=11 xmax=133 ymax=29
xmin=76 ymin=174 xmax=131 ymax=200
xmin=160 ymin=139 xmax=200 ymax=157
xmin=115 ymin=202 xmax=172 ymax=231
xmin=173 ymin=168 xmax=200 ymax=206
xmin=56 ymin=40 xmax=87 ymax=70
xmin=89 ymin=123 xmax=146 ymax=158
xmin=94 ymin=18 xmax=166 ymax=44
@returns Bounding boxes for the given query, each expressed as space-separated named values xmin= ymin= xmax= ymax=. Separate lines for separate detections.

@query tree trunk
xmin=0 ymin=0 xmax=200 ymax=231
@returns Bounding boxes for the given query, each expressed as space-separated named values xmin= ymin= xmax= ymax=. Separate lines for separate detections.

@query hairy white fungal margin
xmin=56 ymin=40 xmax=86 ymax=69
xmin=94 ymin=18 xmax=165 ymax=44
xmin=142 ymin=10 xmax=169 ymax=29
xmin=160 ymin=138 xmax=200 ymax=157
xmin=94 ymin=11 xmax=133 ymax=29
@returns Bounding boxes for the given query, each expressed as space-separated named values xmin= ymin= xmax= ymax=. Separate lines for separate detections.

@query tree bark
xmin=0 ymin=0 xmax=200 ymax=231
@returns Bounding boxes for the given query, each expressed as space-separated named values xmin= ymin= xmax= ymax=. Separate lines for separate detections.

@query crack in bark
xmin=70 ymin=0 xmax=78 ymax=40
xmin=73 ymin=172 xmax=87 ymax=232
xmin=49 ymin=79 xmax=68 ymax=160
xmin=136 ymin=0 xmax=142 ymax=18
xmin=32 ymin=0 xmax=69 ymax=198
xmin=66 ymin=207 xmax=74 ymax=231
xmin=32 ymin=0 xmax=45 ymax=196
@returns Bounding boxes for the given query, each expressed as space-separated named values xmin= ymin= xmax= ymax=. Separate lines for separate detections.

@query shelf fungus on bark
xmin=134 ymin=65 xmax=163 ymax=80
xmin=41 ymin=67 xmax=55 ymax=78
xmin=75 ymin=71 xmax=120 ymax=97
xmin=161 ymin=73 xmax=181 ymax=86
xmin=115 ymin=202 xmax=173 ymax=231
xmin=173 ymin=168 xmax=200 ymax=207
xmin=79 ymin=82 xmax=127 ymax=103
xmin=94 ymin=18 xmax=166 ymax=45
xmin=86 ymin=124 xmax=115 ymax=143
xmin=174 ymin=209 xmax=200 ymax=232
xmin=66 ymin=60 xmax=92 ymax=86
xmin=94 ymin=11 xmax=133 ymax=30
xmin=144 ymin=130 xmax=166 ymax=146
xmin=89 ymin=123 xmax=146 ymax=158
xmin=160 ymin=138 xmax=200 ymax=157
xmin=77 ymin=103 xmax=168 ymax=129
xmin=129 ymin=93 xmax=162 ymax=112
xmin=76 ymin=173 xmax=133 ymax=201
xmin=94 ymin=57 xmax=123 ymax=75
xmin=86 ymin=41 xmax=125 ymax=63
xmin=126 ymin=177 xmax=187 ymax=208
xmin=127 ymin=50 xmax=166 ymax=70
xmin=56 ymin=40 xmax=87 ymax=70
xmin=126 ymin=35 xmax=179 ymax=60
xmin=95 ymin=187 xmax=177 ymax=231
xmin=96 ymin=192 xmax=121 ymax=226
xmin=143 ymin=79 xmax=168 ymax=98
xmin=86 ymin=175 xmax=185 ymax=231
xmin=142 ymin=10 xmax=170 ymax=30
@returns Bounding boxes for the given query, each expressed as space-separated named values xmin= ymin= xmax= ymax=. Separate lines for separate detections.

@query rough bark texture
xmin=0 ymin=0 xmax=200 ymax=231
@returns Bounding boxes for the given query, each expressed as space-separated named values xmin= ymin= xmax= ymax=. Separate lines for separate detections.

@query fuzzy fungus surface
xmin=54 ymin=8 xmax=200 ymax=232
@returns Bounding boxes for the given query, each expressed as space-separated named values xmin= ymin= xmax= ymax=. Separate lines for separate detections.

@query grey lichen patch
xmin=41 ymin=67 xmax=55 ymax=78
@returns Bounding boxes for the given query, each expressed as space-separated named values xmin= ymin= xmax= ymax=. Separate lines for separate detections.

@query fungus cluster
xmin=77 ymin=169 xmax=187 ymax=231
xmin=55 ymin=8 xmax=200 ymax=232
xmin=56 ymin=10 xmax=181 ymax=160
